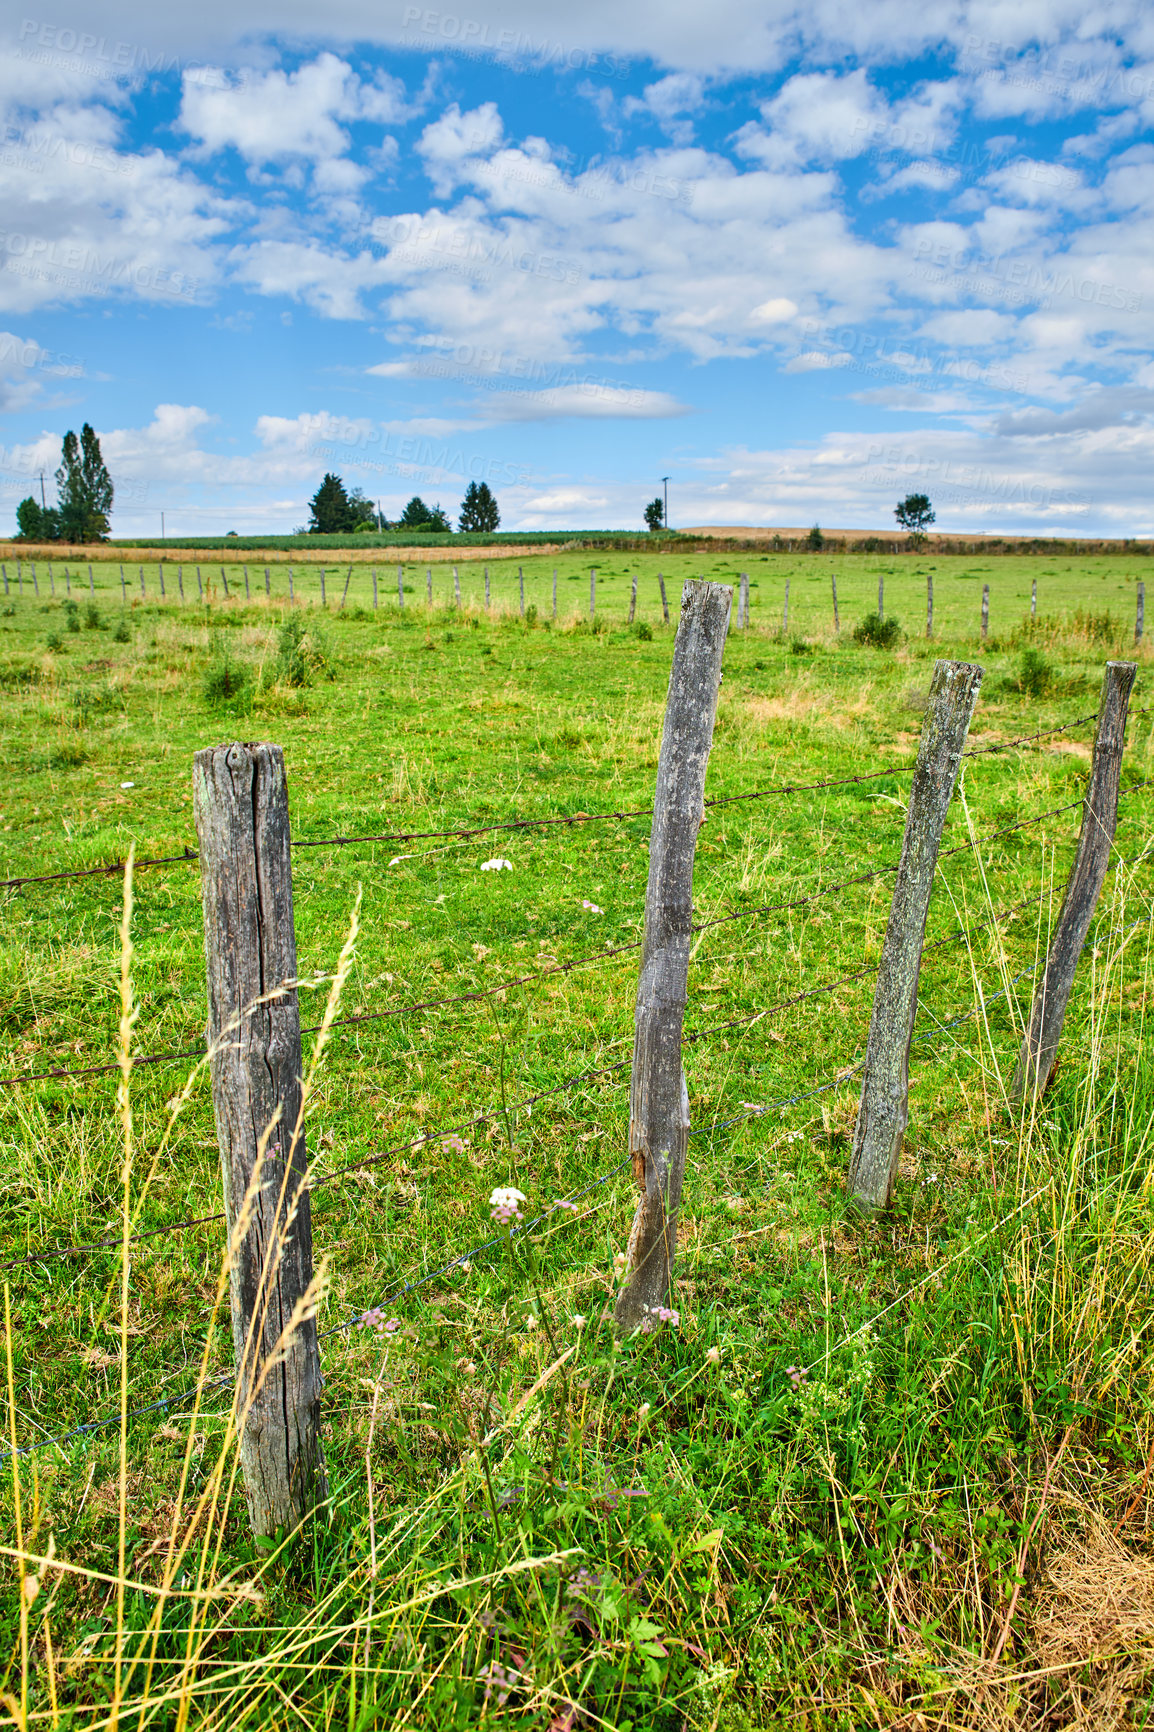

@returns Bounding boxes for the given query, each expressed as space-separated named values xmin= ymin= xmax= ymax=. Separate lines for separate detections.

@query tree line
xmin=306 ymin=474 xmax=500 ymax=534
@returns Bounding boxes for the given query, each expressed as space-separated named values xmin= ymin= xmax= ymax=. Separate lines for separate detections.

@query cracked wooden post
xmin=847 ymin=659 xmax=983 ymax=1215
xmin=193 ymin=742 xmax=326 ymax=1537
xmin=629 ymin=572 xmax=637 ymax=624
xmin=658 ymin=572 xmax=669 ymax=624
xmin=926 ymin=572 xmax=933 ymax=639
xmin=615 ymin=580 xmax=733 ymax=1331
xmin=1011 ymin=660 xmax=1137 ymax=1106
xmin=831 ymin=571 xmax=840 ymax=634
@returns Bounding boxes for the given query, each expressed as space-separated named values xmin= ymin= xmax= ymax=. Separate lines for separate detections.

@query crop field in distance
xmin=0 ymin=547 xmax=1151 ymax=1728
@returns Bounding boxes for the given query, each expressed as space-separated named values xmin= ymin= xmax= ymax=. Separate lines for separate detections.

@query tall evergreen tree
xmin=399 ymin=496 xmax=451 ymax=532
xmin=458 ymin=481 xmax=500 ymax=532
xmin=308 ymin=472 xmax=356 ymax=533
xmin=55 ymin=423 xmax=113 ymax=542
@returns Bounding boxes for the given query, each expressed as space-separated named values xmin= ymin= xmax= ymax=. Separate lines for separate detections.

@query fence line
xmin=9 ymin=920 xmax=1132 ymax=1465
xmin=0 ymin=714 xmax=1107 ymax=896
xmin=3 ymin=780 xmax=1128 ymax=1091
xmin=7 ymin=860 xmax=1144 ymax=1275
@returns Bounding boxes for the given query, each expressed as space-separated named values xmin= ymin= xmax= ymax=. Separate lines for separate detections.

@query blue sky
xmin=1 ymin=0 xmax=1152 ymax=537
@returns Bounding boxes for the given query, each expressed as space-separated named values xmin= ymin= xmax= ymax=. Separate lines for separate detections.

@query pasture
xmin=0 ymin=548 xmax=1151 ymax=1729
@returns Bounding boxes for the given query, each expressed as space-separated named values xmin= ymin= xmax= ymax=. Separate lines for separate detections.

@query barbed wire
xmin=6 ymin=776 xmax=1147 ymax=1093
xmin=9 ymin=855 xmax=1141 ymax=1274
xmin=0 ymin=711 xmax=1104 ymax=895
xmin=5 ymin=919 xmax=1109 ymax=1463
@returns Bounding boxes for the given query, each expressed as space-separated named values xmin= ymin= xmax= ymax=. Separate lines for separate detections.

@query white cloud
xmin=473 ymin=384 xmax=690 ymax=420
xmin=416 ymin=102 xmax=505 ymax=197
xmin=623 ymin=74 xmax=706 ymax=145
xmin=178 ymin=53 xmax=416 ymax=175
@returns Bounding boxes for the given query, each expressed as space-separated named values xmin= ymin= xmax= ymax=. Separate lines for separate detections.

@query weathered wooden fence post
xmin=193 ymin=742 xmax=326 ymax=1537
xmin=286 ymin=568 xmax=293 ymax=605
xmin=783 ymin=578 xmax=790 ymax=635
xmin=831 ymin=572 xmax=840 ymax=634
xmin=878 ymin=573 xmax=884 ymax=619
xmin=197 ymin=566 xmax=204 ymax=601
xmin=120 ymin=564 xmax=126 ymax=603
xmin=426 ymin=567 xmax=432 ymax=607
xmin=1011 ymin=660 xmax=1137 ymax=1106
xmin=926 ymin=572 xmax=933 ymax=638
xmin=552 ymin=568 xmax=557 ymax=620
xmin=846 ymin=659 xmax=983 ymax=1214
xmin=1031 ymin=576 xmax=1037 ymax=618
xmin=221 ymin=565 xmax=230 ymax=599
xmin=658 ymin=572 xmax=669 ymax=623
xmin=139 ymin=565 xmax=146 ymax=599
xmin=1137 ymin=582 xmax=1145 ymax=645
xmin=629 ymin=572 xmax=637 ymax=624
xmin=519 ymin=566 xmax=525 ymax=616
xmin=485 ymin=566 xmax=490 ymax=610
xmin=158 ymin=563 xmax=165 ymax=600
xmin=319 ymin=570 xmax=326 ymax=608
xmin=178 ymin=565 xmax=184 ymax=601
xmin=372 ymin=570 xmax=378 ymax=610
xmin=339 ymin=565 xmax=352 ymax=610
xmin=616 ymin=580 xmax=733 ymax=1331
xmin=453 ymin=565 xmax=461 ymax=607
xmin=243 ymin=566 xmax=250 ymax=601
xmin=396 ymin=566 xmax=403 ymax=611
xmin=739 ymin=571 xmax=749 ymax=628
xmin=265 ymin=566 xmax=270 ymax=598
xmin=88 ymin=563 xmax=94 ymax=596
xmin=589 ymin=567 xmax=596 ymax=621
xmin=981 ymin=583 xmax=989 ymax=640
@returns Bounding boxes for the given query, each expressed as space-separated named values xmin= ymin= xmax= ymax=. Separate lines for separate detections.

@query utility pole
xmin=38 ymin=472 xmax=46 ymax=509
xmin=661 ymin=475 xmax=670 ymax=531
xmin=161 ymin=511 xmax=165 ymax=541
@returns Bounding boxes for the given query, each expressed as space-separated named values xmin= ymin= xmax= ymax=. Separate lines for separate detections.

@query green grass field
xmin=0 ymin=552 xmax=1151 ymax=1728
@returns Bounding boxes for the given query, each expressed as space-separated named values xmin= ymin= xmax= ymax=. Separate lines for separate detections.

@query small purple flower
xmin=582 ymin=899 xmax=604 ymax=914
xmin=641 ymin=1304 xmax=680 ymax=1332
xmin=442 ymin=1133 xmax=468 ymax=1155
xmin=785 ymin=1364 xmax=808 ymax=1390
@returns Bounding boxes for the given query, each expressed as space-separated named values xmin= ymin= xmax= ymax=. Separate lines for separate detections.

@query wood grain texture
xmin=1011 ymin=660 xmax=1137 ymax=1105
xmin=615 ymin=580 xmax=732 ymax=1330
xmin=193 ymin=742 xmax=326 ymax=1537
xmin=847 ymin=659 xmax=983 ymax=1215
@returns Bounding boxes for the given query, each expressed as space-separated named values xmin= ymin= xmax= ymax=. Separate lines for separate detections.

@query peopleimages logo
xmin=0 ymin=232 xmax=199 ymax=300
xmin=910 ymin=237 xmax=1142 ymax=313
xmin=399 ymin=9 xmax=630 ymax=77
xmin=311 ymin=431 xmax=530 ymax=488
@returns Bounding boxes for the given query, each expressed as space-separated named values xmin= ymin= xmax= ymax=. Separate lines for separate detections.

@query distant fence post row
xmin=180 ymin=590 xmax=1138 ymax=1534
xmin=1 ymin=558 xmax=1149 ymax=640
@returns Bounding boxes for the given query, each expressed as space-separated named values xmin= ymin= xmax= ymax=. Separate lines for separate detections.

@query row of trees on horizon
xmin=11 ymin=435 xmax=941 ymax=545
